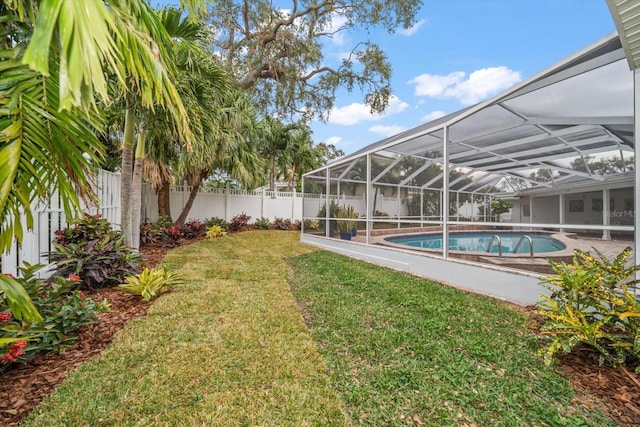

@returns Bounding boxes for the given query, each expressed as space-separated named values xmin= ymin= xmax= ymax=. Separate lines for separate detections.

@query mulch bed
xmin=0 ymin=240 xmax=638 ymax=426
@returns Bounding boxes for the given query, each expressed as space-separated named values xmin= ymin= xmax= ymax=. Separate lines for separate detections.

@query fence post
xmin=292 ymin=189 xmax=296 ymax=220
xmin=225 ymin=184 xmax=230 ymax=221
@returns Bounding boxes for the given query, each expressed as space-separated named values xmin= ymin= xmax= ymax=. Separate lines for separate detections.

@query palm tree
xmin=258 ymin=117 xmax=303 ymax=191
xmin=174 ymin=88 xmax=264 ymax=226
xmin=284 ymin=126 xmax=317 ymax=190
xmin=0 ymin=0 xmax=204 ymax=322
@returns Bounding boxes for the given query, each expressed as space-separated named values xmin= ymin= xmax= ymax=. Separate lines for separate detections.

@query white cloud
xmin=325 ymin=136 xmax=342 ymax=145
xmin=369 ymin=125 xmax=407 ymax=137
xmin=323 ymin=13 xmax=349 ymax=45
xmin=422 ymin=110 xmax=447 ymax=122
xmin=327 ymin=95 xmax=409 ymax=125
xmin=398 ymin=19 xmax=425 ymax=36
xmin=409 ymin=66 xmax=521 ymax=105
xmin=409 ymin=72 xmax=465 ymax=97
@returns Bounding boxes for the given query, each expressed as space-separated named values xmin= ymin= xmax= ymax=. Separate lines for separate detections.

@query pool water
xmin=385 ymin=232 xmax=566 ymax=254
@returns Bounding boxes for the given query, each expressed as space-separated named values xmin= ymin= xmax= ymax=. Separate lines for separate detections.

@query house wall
xmin=509 ymin=187 xmax=634 ymax=232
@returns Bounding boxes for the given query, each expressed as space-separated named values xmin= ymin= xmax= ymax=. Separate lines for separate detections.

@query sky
xmin=308 ymin=0 xmax=618 ymax=157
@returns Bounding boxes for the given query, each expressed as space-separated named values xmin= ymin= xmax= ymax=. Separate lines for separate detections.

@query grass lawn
xmin=23 ymin=231 xmax=613 ymax=426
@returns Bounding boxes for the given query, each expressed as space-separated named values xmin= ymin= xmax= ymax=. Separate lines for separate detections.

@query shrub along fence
xmin=1 ymin=169 xmax=121 ymax=276
xmin=141 ymin=183 xmax=305 ymax=224
xmin=2 ymin=176 xmax=310 ymax=276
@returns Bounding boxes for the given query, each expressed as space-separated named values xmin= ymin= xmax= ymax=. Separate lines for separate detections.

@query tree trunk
xmin=130 ymin=127 xmax=146 ymax=250
xmin=157 ymin=180 xmax=172 ymax=220
xmin=121 ymin=99 xmax=136 ymax=246
xmin=175 ymin=172 xmax=205 ymax=226
xmin=269 ymin=155 xmax=276 ymax=191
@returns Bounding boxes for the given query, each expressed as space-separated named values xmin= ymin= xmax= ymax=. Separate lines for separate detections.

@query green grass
xmin=22 ymin=231 xmax=347 ymax=426
xmin=22 ymin=231 xmax=615 ymax=426
xmin=288 ymin=251 xmax=616 ymax=427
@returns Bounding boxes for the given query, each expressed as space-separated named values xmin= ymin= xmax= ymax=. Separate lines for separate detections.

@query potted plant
xmin=336 ymin=205 xmax=359 ymax=240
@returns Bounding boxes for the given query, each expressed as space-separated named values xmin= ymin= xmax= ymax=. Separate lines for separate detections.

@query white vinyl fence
xmin=142 ymin=184 xmax=303 ymax=224
xmin=2 ymin=177 xmax=307 ymax=276
xmin=1 ymin=170 xmax=121 ymax=276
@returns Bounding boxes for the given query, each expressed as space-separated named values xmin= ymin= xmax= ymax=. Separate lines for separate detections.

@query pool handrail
xmin=513 ymin=235 xmax=534 ymax=258
xmin=486 ymin=235 xmax=502 ymax=257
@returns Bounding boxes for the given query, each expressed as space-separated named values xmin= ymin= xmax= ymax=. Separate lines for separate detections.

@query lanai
xmin=300 ymin=30 xmax=637 ymax=305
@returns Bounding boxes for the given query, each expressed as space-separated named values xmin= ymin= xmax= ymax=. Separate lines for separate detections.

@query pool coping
xmin=374 ymin=229 xmax=579 ymax=261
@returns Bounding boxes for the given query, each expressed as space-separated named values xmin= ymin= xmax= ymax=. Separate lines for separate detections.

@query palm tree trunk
xmin=175 ymin=172 xmax=205 ymax=226
xmin=157 ymin=180 xmax=172 ymax=220
xmin=130 ymin=126 xmax=146 ymax=250
xmin=121 ymin=99 xmax=136 ymax=246
xmin=269 ymin=155 xmax=276 ymax=191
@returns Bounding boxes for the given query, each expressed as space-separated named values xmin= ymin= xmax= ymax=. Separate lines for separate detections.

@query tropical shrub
xmin=54 ymin=213 xmax=118 ymax=246
xmin=139 ymin=222 xmax=161 ymax=245
xmin=537 ymin=247 xmax=640 ymax=369
xmin=291 ymin=220 xmax=302 ymax=231
xmin=204 ymin=217 xmax=228 ymax=231
xmin=181 ymin=219 xmax=206 ymax=239
xmin=272 ymin=217 xmax=291 ymax=230
xmin=228 ymin=213 xmax=251 ymax=232
xmin=206 ymin=225 xmax=227 ymax=238
xmin=0 ymin=264 xmax=108 ymax=369
xmin=119 ymin=267 xmax=183 ymax=302
xmin=153 ymin=215 xmax=173 ymax=232
xmin=49 ymin=236 xmax=140 ymax=289
xmin=160 ymin=225 xmax=182 ymax=247
xmin=253 ymin=217 xmax=271 ymax=230
xmin=304 ymin=219 xmax=320 ymax=230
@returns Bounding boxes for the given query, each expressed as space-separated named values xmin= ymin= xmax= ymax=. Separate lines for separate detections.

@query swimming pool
xmin=384 ymin=231 xmax=566 ymax=254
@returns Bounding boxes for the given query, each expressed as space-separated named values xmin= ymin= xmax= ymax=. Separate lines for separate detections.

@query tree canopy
xmin=206 ymin=0 xmax=423 ymax=121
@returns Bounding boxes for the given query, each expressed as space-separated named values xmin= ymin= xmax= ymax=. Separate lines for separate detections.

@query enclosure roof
xmin=608 ymin=0 xmax=640 ymax=70
xmin=308 ymin=32 xmax=634 ymax=194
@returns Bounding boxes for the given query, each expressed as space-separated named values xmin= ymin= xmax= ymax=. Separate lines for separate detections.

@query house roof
xmin=306 ymin=33 xmax=634 ymax=194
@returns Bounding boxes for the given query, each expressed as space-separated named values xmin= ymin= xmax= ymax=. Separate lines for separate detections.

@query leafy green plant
xmin=228 ymin=213 xmax=251 ymax=232
xmin=0 ymin=264 xmax=108 ymax=369
xmin=335 ymin=205 xmax=359 ymax=233
xmin=49 ymin=236 xmax=141 ymax=289
xmin=537 ymin=247 xmax=640 ymax=369
xmin=304 ymin=219 xmax=320 ymax=230
xmin=153 ymin=216 xmax=173 ymax=232
xmin=54 ymin=213 xmax=118 ymax=246
xmin=206 ymin=225 xmax=227 ymax=238
xmin=253 ymin=217 xmax=271 ymax=230
xmin=119 ymin=267 xmax=183 ymax=302
xmin=204 ymin=216 xmax=228 ymax=231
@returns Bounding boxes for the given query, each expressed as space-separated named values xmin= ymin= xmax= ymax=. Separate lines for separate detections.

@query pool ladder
xmin=513 ymin=235 xmax=534 ymax=258
xmin=486 ymin=234 xmax=534 ymax=258
xmin=486 ymin=235 xmax=502 ymax=257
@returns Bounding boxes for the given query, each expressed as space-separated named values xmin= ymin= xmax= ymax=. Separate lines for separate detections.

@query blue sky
xmin=310 ymin=0 xmax=617 ymax=156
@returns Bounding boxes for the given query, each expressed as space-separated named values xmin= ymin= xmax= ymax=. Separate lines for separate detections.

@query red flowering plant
xmin=0 ymin=264 xmax=109 ymax=371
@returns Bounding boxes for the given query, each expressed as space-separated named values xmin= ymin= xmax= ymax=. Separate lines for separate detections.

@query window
xmin=569 ymin=199 xmax=584 ymax=213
